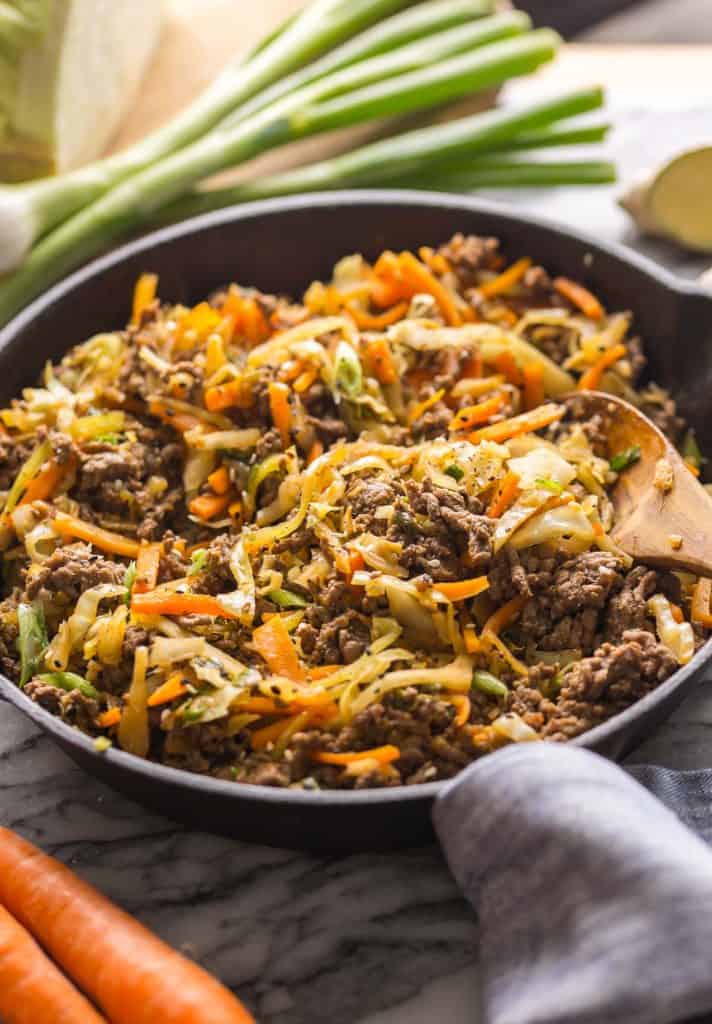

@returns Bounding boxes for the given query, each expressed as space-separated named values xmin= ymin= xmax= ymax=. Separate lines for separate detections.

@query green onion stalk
xmin=0 ymin=0 xmax=434 ymax=272
xmin=160 ymin=88 xmax=609 ymax=218
xmin=0 ymin=27 xmax=561 ymax=327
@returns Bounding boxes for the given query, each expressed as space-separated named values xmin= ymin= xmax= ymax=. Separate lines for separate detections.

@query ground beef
xmin=516 ymin=551 xmax=624 ymax=655
xmin=487 ymin=546 xmax=561 ymax=604
xmin=389 ymin=479 xmax=493 ymax=582
xmin=24 ymin=543 xmax=125 ymax=606
xmin=345 ymin=475 xmax=400 ymax=534
xmin=306 ymin=413 xmax=349 ymax=445
xmin=199 ymin=533 xmax=236 ymax=594
xmin=0 ymin=593 xmax=19 ymax=681
xmin=296 ymin=607 xmax=370 ymax=665
xmin=0 ymin=433 xmax=36 ymax=491
xmin=604 ymin=565 xmax=659 ymax=641
xmin=24 ymin=680 xmax=100 ymax=733
xmin=253 ymin=428 xmax=283 ymax=461
xmin=438 ymin=233 xmax=500 ymax=286
xmin=522 ymin=322 xmax=578 ymax=365
xmin=409 ymin=398 xmax=453 ymax=441
xmin=640 ymin=397 xmax=686 ymax=444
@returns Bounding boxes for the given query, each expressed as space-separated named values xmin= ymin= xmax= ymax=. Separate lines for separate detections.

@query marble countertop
xmin=3 ymin=62 xmax=712 ymax=1024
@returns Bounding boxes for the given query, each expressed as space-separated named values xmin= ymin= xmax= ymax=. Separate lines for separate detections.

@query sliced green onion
xmin=610 ymin=445 xmax=641 ymax=472
xmin=189 ymin=548 xmax=209 ymax=575
xmin=683 ymin=429 xmax=703 ymax=469
xmin=94 ymin=433 xmax=124 ymax=445
xmin=535 ymin=476 xmax=563 ymax=493
xmin=268 ymin=588 xmax=309 ymax=609
xmin=334 ymin=341 xmax=363 ymax=397
xmin=445 ymin=464 xmax=465 ymax=481
xmin=123 ymin=561 xmax=137 ymax=605
xmin=37 ymin=671 xmax=98 ymax=699
xmin=17 ymin=602 xmax=47 ymax=687
xmin=2 ymin=438 xmax=51 ymax=517
xmin=472 ymin=669 xmax=509 ymax=697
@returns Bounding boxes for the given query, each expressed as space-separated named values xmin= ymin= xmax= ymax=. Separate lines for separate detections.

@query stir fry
xmin=0 ymin=234 xmax=709 ymax=789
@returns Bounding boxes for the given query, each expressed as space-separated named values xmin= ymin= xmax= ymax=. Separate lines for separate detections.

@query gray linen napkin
xmin=433 ymin=743 xmax=712 ymax=1024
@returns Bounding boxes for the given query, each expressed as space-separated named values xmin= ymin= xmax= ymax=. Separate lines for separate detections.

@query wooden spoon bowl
xmin=570 ymin=390 xmax=712 ymax=576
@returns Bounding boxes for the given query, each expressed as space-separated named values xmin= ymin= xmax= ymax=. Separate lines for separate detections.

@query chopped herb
xmin=95 ymin=432 xmax=123 ymax=445
xmin=123 ymin=561 xmax=137 ymax=604
xmin=682 ymin=429 xmax=703 ymax=469
xmin=334 ymin=341 xmax=363 ymax=397
xmin=181 ymin=707 xmax=205 ymax=723
xmin=37 ymin=671 xmax=98 ymax=699
xmin=445 ymin=463 xmax=464 ymax=481
xmin=610 ymin=445 xmax=641 ymax=472
xmin=94 ymin=736 xmax=112 ymax=753
xmin=535 ymin=476 xmax=562 ymax=494
xmin=17 ymin=603 xmax=48 ymax=687
xmin=189 ymin=548 xmax=208 ymax=575
xmin=472 ymin=669 xmax=509 ymax=698
xmin=267 ymin=587 xmax=308 ymax=609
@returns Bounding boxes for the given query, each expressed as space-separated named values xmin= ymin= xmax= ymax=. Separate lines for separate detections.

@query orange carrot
xmin=131 ymin=592 xmax=238 ymax=619
xmin=98 ymin=708 xmax=121 ymax=728
xmin=482 ymin=594 xmax=528 ymax=635
xmin=434 ymin=577 xmax=490 ymax=601
xmin=554 ymin=276 xmax=604 ymax=320
xmin=312 ymin=745 xmax=401 ymax=766
xmin=253 ymin=616 xmax=305 ymax=682
xmin=307 ymin=439 xmax=324 ymax=465
xmin=522 ymin=363 xmax=545 ymax=411
xmin=0 ymin=902 xmax=108 ymax=1024
xmin=370 ymin=251 xmax=404 ymax=307
xmin=478 ymin=257 xmax=531 ymax=299
xmin=249 ymin=717 xmax=298 ymax=750
xmin=189 ymin=492 xmax=231 ymax=521
xmin=205 ymin=332 xmax=228 ymax=376
xmin=308 ymin=664 xmax=341 ymax=680
xmin=398 ymin=251 xmax=462 ymax=326
xmin=408 ymin=387 xmax=445 ymax=426
xmin=577 ymin=343 xmax=628 ymax=391
xmin=469 ymin=403 xmax=564 ymax=444
xmin=203 ymin=378 xmax=253 ymax=412
xmin=449 ymin=392 xmax=507 ymax=432
xmin=449 ymin=695 xmax=472 ymax=728
xmin=134 ymin=543 xmax=161 ymax=594
xmin=131 ymin=272 xmax=158 ymax=326
xmin=363 ymin=336 xmax=398 ymax=384
xmin=293 ymin=367 xmax=318 ymax=394
xmin=692 ymin=578 xmax=712 ymax=627
xmin=494 ymin=351 xmax=523 ymax=387
xmin=208 ymin=465 xmax=230 ymax=495
xmin=53 ymin=513 xmax=140 ymax=558
xmin=148 ymin=400 xmax=205 ymax=434
xmin=487 ymin=472 xmax=521 ymax=518
xmin=347 ymin=550 xmax=366 ymax=578
xmin=147 ymin=672 xmax=188 ymax=707
xmin=0 ymin=827 xmax=255 ymax=1024
xmin=19 ymin=458 xmax=68 ymax=506
xmin=463 ymin=624 xmax=480 ymax=654
xmin=686 ymin=461 xmax=701 ymax=477
xmin=670 ymin=603 xmax=685 ymax=625
xmin=592 ymin=520 xmax=605 ymax=538
xmin=268 ymin=381 xmax=292 ymax=448
xmin=347 ymin=301 xmax=408 ymax=332
xmin=418 ymin=245 xmax=451 ymax=276
xmin=460 ymin=351 xmax=483 ymax=379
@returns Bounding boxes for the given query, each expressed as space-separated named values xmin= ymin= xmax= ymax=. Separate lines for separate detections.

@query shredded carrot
xmin=241 ymin=297 xmax=270 ymax=346
xmin=469 ymin=403 xmax=564 ymax=445
xmin=398 ymin=251 xmax=462 ymax=326
xmin=419 ymin=245 xmax=451 ymax=276
xmin=493 ymin=351 xmax=523 ymax=388
xmin=592 ymin=519 xmax=605 ymax=537
xmin=189 ymin=492 xmax=230 ymax=521
xmin=405 ymin=367 xmax=431 ymax=393
xmin=19 ymin=458 xmax=68 ymax=506
xmin=670 ymin=603 xmax=685 ymax=624
xmin=147 ymin=672 xmax=188 ymax=707
xmin=449 ymin=695 xmax=472 ymax=728
xmin=134 ymin=543 xmax=161 ymax=594
xmin=308 ymin=664 xmax=341 ymax=681
xmin=203 ymin=377 xmax=253 ymax=412
xmin=53 ymin=513 xmax=140 ymax=558
xmin=483 ymin=594 xmax=528 ymax=636
xmin=148 ymin=399 xmax=205 ymax=434
xmin=208 ymin=465 xmax=230 ymax=495
xmin=370 ymin=251 xmax=404 ymax=308
xmin=253 ymin=616 xmax=305 ymax=682
xmin=307 ymin=439 xmax=324 ymax=466
xmin=686 ymin=461 xmax=701 ymax=477
xmin=312 ymin=745 xmax=400 ymax=766
xmin=554 ymin=276 xmax=604 ymax=320
xmin=348 ymin=550 xmax=366 ymax=578
xmin=205 ymin=333 xmax=227 ymax=376
xmin=131 ymin=591 xmax=238 ymax=619
xmin=577 ymin=343 xmax=628 ymax=391
xmin=522 ymin=363 xmax=545 ymax=411
xmin=293 ymin=367 xmax=318 ymax=394
xmin=434 ymin=577 xmax=490 ymax=602
xmin=449 ymin=392 xmax=507 ymax=432
xmin=408 ymin=387 xmax=445 ymax=426
xmin=98 ymin=707 xmax=121 ymax=728
xmin=463 ymin=624 xmax=480 ymax=654
xmin=268 ymin=381 xmax=292 ymax=448
xmin=347 ymin=300 xmax=408 ymax=333
xmin=487 ymin=471 xmax=521 ymax=518
xmin=363 ymin=336 xmax=398 ymax=384
xmin=459 ymin=351 xmax=483 ymax=379
xmin=250 ymin=718 xmax=296 ymax=751
xmin=131 ymin=273 xmax=158 ymax=326
xmin=478 ymin=257 xmax=531 ymax=299
xmin=692 ymin=578 xmax=712 ymax=627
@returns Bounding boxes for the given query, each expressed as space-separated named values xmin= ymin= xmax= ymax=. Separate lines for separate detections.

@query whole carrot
xmin=0 ymin=828 xmax=255 ymax=1024
xmin=0 ymin=904 xmax=107 ymax=1024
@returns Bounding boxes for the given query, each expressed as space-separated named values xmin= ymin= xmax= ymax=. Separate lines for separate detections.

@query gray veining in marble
xmin=3 ymin=52 xmax=712 ymax=1024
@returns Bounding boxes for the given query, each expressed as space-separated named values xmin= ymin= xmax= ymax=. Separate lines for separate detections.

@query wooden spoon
xmin=569 ymin=390 xmax=712 ymax=576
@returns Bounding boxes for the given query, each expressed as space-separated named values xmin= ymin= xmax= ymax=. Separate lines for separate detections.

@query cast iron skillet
xmin=1 ymin=191 xmax=711 ymax=852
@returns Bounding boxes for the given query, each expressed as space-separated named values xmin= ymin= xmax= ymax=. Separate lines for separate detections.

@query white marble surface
xmin=4 ymin=77 xmax=712 ymax=1024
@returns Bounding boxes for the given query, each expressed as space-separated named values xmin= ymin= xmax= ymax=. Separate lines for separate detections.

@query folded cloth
xmin=433 ymin=743 xmax=712 ymax=1024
